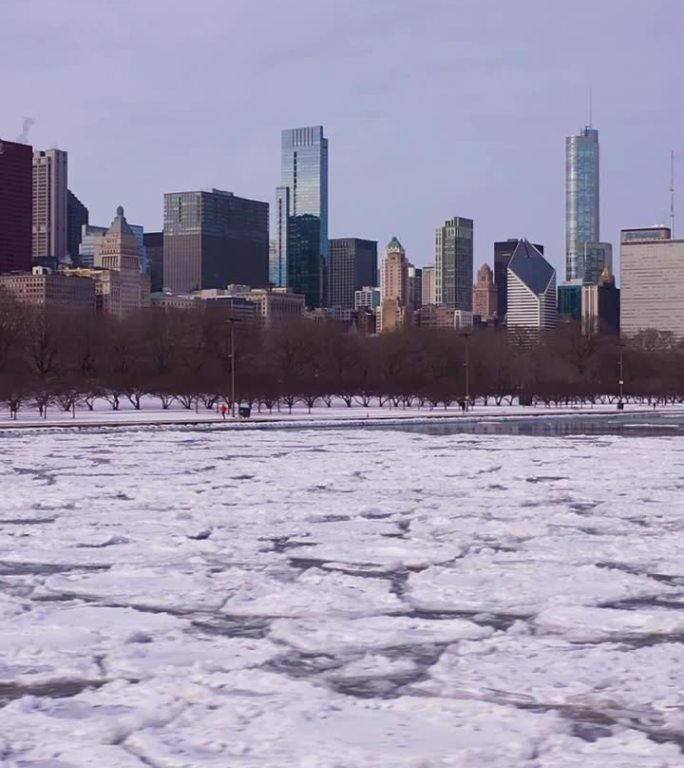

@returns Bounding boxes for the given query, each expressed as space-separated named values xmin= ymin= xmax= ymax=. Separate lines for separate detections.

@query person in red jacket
xmin=220 ymin=403 xmax=228 ymax=420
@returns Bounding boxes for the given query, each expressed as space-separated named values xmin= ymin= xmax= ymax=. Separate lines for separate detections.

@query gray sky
xmin=2 ymin=0 xmax=682 ymax=277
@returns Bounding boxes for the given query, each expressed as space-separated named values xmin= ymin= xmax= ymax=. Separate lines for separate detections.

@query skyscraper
xmin=435 ymin=216 xmax=473 ymax=310
xmin=379 ymin=236 xmax=409 ymax=333
xmin=144 ymin=232 xmax=164 ymax=292
xmin=0 ymin=138 xmax=32 ymax=274
xmin=328 ymin=238 xmax=377 ymax=309
xmin=32 ymin=149 xmax=68 ymax=263
xmin=275 ymin=126 xmax=328 ymax=307
xmin=67 ymin=190 xmax=88 ymax=265
xmin=494 ymin=239 xmax=544 ymax=322
xmin=407 ymin=265 xmax=423 ymax=310
xmin=163 ymin=189 xmax=269 ymax=293
xmin=566 ymin=126 xmax=599 ymax=281
xmin=506 ymin=240 xmax=557 ymax=331
xmin=582 ymin=265 xmax=620 ymax=336
xmin=421 ymin=265 xmax=436 ymax=305
xmin=621 ymin=226 xmax=684 ymax=338
xmin=473 ymin=264 xmax=497 ymax=322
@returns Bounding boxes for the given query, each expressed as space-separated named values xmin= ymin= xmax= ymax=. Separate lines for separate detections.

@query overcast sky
xmin=2 ymin=0 xmax=682 ymax=276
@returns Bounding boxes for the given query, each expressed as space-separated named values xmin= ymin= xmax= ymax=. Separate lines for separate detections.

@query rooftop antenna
xmin=588 ymin=88 xmax=593 ymax=128
xmin=670 ymin=150 xmax=676 ymax=237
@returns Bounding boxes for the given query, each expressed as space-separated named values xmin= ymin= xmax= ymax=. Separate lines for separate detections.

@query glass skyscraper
xmin=566 ymin=126 xmax=600 ymax=282
xmin=275 ymin=126 xmax=328 ymax=307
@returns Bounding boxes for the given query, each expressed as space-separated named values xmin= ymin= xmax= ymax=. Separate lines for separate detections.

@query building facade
xmin=32 ymin=149 xmax=68 ymax=263
xmin=506 ymin=240 xmax=557 ymax=331
xmin=582 ymin=265 xmax=620 ymax=335
xmin=244 ymin=287 xmax=305 ymax=326
xmin=327 ymin=238 xmax=377 ymax=309
xmin=66 ymin=191 xmax=88 ymax=265
xmin=473 ymin=263 xmax=497 ymax=321
xmin=163 ymin=188 xmax=269 ymax=294
xmin=415 ymin=304 xmax=458 ymax=330
xmin=557 ymin=280 xmax=583 ymax=321
xmin=0 ymin=267 xmax=96 ymax=310
xmin=435 ymin=216 xmax=473 ymax=309
xmin=97 ymin=206 xmax=150 ymax=316
xmin=78 ymin=225 xmax=107 ymax=268
xmin=354 ymin=285 xmax=381 ymax=311
xmin=620 ymin=226 xmax=684 ymax=338
xmin=275 ymin=126 xmax=328 ymax=307
xmin=421 ymin=265 xmax=436 ymax=305
xmin=379 ymin=237 xmax=409 ymax=332
xmin=494 ymin=239 xmax=544 ymax=322
xmin=0 ymin=138 xmax=32 ymax=273
xmin=566 ymin=126 xmax=599 ymax=282
xmin=144 ymin=232 xmax=164 ymax=292
xmin=407 ymin=265 xmax=423 ymax=310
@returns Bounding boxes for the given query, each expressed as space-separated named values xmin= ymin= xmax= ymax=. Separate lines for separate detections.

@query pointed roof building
xmin=506 ymin=240 xmax=557 ymax=331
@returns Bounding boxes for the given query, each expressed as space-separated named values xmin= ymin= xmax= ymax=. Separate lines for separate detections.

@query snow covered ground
xmin=2 ymin=425 xmax=684 ymax=766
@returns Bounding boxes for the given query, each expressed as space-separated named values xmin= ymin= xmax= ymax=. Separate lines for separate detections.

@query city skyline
xmin=2 ymin=0 xmax=681 ymax=280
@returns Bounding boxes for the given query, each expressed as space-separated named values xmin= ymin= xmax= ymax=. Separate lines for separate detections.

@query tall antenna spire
xmin=589 ymin=88 xmax=593 ymax=128
xmin=670 ymin=150 xmax=676 ymax=237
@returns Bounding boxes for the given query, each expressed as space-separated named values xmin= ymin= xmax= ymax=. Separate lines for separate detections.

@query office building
xmin=565 ymin=126 xmax=611 ymax=282
xmin=621 ymin=226 xmax=684 ymax=338
xmin=144 ymin=232 xmax=164 ymax=292
xmin=435 ymin=216 xmax=473 ymax=309
xmin=275 ymin=126 xmax=328 ymax=307
xmin=32 ymin=149 xmax=68 ymax=262
xmin=164 ymin=188 xmax=269 ymax=293
xmin=421 ymin=265 xmax=436 ymax=305
xmin=328 ymin=238 xmax=377 ymax=309
xmin=268 ymin=239 xmax=279 ymax=286
xmin=244 ymin=287 xmax=305 ymax=326
xmin=0 ymin=138 xmax=32 ymax=273
xmin=66 ymin=191 xmax=88 ymax=265
xmin=582 ymin=265 xmax=620 ymax=335
xmin=506 ymin=240 xmax=557 ymax=331
xmin=473 ymin=263 xmax=497 ymax=321
xmin=407 ymin=265 xmax=423 ymax=310
xmin=494 ymin=239 xmax=544 ymax=322
xmin=557 ymin=281 xmax=583 ymax=321
xmin=354 ymin=285 xmax=381 ymax=311
xmin=379 ymin=236 xmax=409 ymax=332
xmin=78 ymin=225 xmax=107 ymax=268
xmin=415 ymin=304 xmax=458 ymax=330
xmin=0 ymin=266 xmax=95 ymax=310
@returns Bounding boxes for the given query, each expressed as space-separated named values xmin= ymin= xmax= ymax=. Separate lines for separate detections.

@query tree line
xmin=0 ymin=291 xmax=683 ymax=418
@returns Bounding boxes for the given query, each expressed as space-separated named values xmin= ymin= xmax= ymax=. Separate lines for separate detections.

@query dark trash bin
xmin=519 ymin=394 xmax=533 ymax=406
xmin=617 ymin=401 xmax=625 ymax=411
xmin=239 ymin=406 xmax=251 ymax=418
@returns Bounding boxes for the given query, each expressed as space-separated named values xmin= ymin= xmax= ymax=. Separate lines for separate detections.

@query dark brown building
xmin=144 ymin=231 xmax=164 ymax=292
xmin=163 ymin=189 xmax=268 ymax=293
xmin=67 ymin=190 xmax=89 ymax=265
xmin=0 ymin=139 xmax=32 ymax=273
xmin=327 ymin=238 xmax=377 ymax=309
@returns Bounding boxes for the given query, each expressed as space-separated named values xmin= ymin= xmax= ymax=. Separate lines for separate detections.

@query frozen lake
xmin=2 ymin=425 xmax=684 ymax=766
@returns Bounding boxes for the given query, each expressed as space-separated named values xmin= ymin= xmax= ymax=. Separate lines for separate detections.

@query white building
xmin=506 ymin=240 xmax=557 ymax=331
xmin=32 ymin=149 xmax=68 ymax=262
xmin=621 ymin=226 xmax=684 ymax=339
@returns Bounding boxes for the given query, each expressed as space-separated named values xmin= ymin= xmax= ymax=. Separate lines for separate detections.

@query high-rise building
xmin=421 ymin=265 xmax=436 ymax=305
xmin=407 ymin=265 xmax=423 ymax=310
xmin=582 ymin=265 xmax=620 ymax=335
xmin=435 ymin=216 xmax=473 ymax=310
xmin=275 ymin=126 xmax=328 ymax=307
xmin=163 ymin=188 xmax=269 ymax=293
xmin=379 ymin=237 xmax=409 ymax=332
xmin=97 ymin=206 xmax=150 ymax=316
xmin=620 ymin=226 xmax=684 ymax=338
xmin=473 ymin=263 xmax=497 ymax=322
xmin=78 ymin=225 xmax=107 ymax=268
xmin=0 ymin=138 xmax=32 ymax=273
xmin=354 ymin=285 xmax=381 ymax=311
xmin=66 ymin=191 xmax=88 ymax=266
xmin=494 ymin=239 xmax=544 ymax=322
xmin=144 ymin=232 xmax=164 ymax=292
xmin=557 ymin=280 xmax=583 ymax=321
xmin=327 ymin=238 xmax=377 ymax=309
xmin=268 ymin=239 xmax=279 ymax=286
xmin=565 ymin=126 xmax=611 ymax=283
xmin=506 ymin=240 xmax=557 ymax=331
xmin=32 ymin=149 xmax=68 ymax=263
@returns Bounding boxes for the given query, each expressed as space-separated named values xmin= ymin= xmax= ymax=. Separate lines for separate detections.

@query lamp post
xmin=227 ymin=318 xmax=239 ymax=418
xmin=618 ymin=340 xmax=624 ymax=409
xmin=463 ymin=329 xmax=472 ymax=410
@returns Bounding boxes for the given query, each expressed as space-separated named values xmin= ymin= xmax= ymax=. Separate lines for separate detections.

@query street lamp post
xmin=227 ymin=318 xmax=238 ymax=418
xmin=618 ymin=341 xmax=624 ymax=409
xmin=463 ymin=330 xmax=472 ymax=411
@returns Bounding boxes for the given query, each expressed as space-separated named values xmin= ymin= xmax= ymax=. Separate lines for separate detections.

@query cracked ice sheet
xmin=3 ymin=428 xmax=684 ymax=764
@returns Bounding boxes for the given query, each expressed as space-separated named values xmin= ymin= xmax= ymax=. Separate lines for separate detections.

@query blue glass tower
xmin=566 ymin=126 xmax=600 ymax=282
xmin=275 ymin=126 xmax=328 ymax=307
